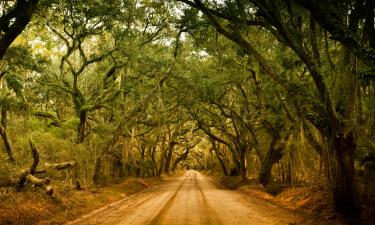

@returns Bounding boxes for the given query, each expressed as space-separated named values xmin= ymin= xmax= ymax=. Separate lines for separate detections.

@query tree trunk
xmin=151 ymin=146 xmax=157 ymax=176
xmin=93 ymin=151 xmax=122 ymax=184
xmin=93 ymin=156 xmax=103 ymax=185
xmin=77 ymin=111 xmax=87 ymax=144
xmin=164 ymin=147 xmax=173 ymax=173
xmin=259 ymin=139 xmax=284 ymax=187
xmin=110 ymin=153 xmax=123 ymax=178
xmin=239 ymin=149 xmax=248 ymax=181
xmin=0 ymin=124 xmax=16 ymax=164
xmin=0 ymin=0 xmax=40 ymax=59
xmin=229 ymin=148 xmax=241 ymax=176
xmin=157 ymin=151 xmax=165 ymax=176
xmin=172 ymin=149 xmax=189 ymax=172
xmin=327 ymin=131 xmax=359 ymax=219
xmin=1 ymin=105 xmax=7 ymax=129
xmin=171 ymin=157 xmax=182 ymax=172
xmin=213 ymin=147 xmax=228 ymax=176
xmin=285 ymin=159 xmax=292 ymax=184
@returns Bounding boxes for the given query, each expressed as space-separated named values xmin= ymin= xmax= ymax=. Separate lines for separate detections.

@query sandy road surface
xmin=68 ymin=170 xmax=307 ymax=225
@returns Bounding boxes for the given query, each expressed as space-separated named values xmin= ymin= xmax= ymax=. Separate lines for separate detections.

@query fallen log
xmin=16 ymin=168 xmax=32 ymax=191
xmin=44 ymin=161 xmax=76 ymax=170
xmin=34 ymin=161 xmax=76 ymax=174
xmin=0 ymin=140 xmax=78 ymax=195
xmin=25 ymin=174 xmax=50 ymax=186
xmin=29 ymin=140 xmax=39 ymax=174
xmin=35 ymin=169 xmax=47 ymax=174
xmin=25 ymin=174 xmax=53 ymax=195
xmin=0 ymin=140 xmax=54 ymax=195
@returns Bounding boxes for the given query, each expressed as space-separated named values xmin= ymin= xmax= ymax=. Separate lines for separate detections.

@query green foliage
xmin=359 ymin=68 xmax=375 ymax=86
xmin=4 ymin=74 xmax=23 ymax=96
xmin=0 ymin=1 xmax=374 ymax=205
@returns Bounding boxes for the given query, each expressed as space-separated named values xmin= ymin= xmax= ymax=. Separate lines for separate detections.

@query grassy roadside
xmin=0 ymin=176 xmax=167 ymax=225
xmin=202 ymin=171 xmax=346 ymax=225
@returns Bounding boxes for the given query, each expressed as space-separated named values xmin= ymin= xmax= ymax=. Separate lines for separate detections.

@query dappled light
xmin=0 ymin=0 xmax=374 ymax=225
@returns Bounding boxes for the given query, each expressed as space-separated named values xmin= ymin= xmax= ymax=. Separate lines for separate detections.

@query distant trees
xmin=1 ymin=0 xmax=195 ymax=188
xmin=0 ymin=1 xmax=374 ymax=223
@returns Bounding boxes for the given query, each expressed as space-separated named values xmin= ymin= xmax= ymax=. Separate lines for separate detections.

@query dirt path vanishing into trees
xmin=67 ymin=170 xmax=331 ymax=225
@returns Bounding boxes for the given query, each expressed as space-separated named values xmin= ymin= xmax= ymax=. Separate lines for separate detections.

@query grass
xmin=0 ymin=177 xmax=165 ymax=225
xmin=215 ymin=175 xmax=332 ymax=213
xmin=204 ymin=173 xmax=348 ymax=225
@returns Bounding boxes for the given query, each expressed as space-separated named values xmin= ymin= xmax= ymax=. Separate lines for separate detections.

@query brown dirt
xmin=216 ymin=175 xmax=345 ymax=225
xmin=67 ymin=170 xmax=338 ymax=225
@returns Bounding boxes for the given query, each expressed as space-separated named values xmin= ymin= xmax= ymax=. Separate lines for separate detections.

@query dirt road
xmin=67 ymin=170 xmax=311 ymax=225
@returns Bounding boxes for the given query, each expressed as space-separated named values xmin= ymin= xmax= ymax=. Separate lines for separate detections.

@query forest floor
xmin=215 ymin=174 xmax=374 ymax=225
xmin=210 ymin=173 xmax=346 ymax=225
xmin=65 ymin=170 xmax=341 ymax=225
xmin=0 ymin=176 xmax=167 ymax=225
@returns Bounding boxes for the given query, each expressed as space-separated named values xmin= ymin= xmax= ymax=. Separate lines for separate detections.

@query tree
xmin=0 ymin=0 xmax=39 ymax=59
xmin=176 ymin=0 xmax=374 ymax=219
xmin=39 ymin=0 xmax=122 ymax=143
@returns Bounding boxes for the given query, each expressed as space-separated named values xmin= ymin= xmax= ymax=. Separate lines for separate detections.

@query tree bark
xmin=29 ymin=141 xmax=39 ymax=174
xmin=25 ymin=174 xmax=53 ymax=195
xmin=164 ymin=146 xmax=173 ymax=173
xmin=239 ymin=148 xmax=248 ymax=181
xmin=93 ymin=156 xmax=104 ymax=185
xmin=151 ymin=146 xmax=158 ymax=176
xmin=178 ymin=0 xmax=361 ymax=222
xmin=157 ymin=156 xmax=165 ymax=176
xmin=327 ymin=131 xmax=359 ymax=219
xmin=33 ymin=111 xmax=61 ymax=127
xmin=0 ymin=0 xmax=39 ymax=59
xmin=172 ymin=148 xmax=189 ymax=172
xmin=259 ymin=127 xmax=292 ymax=187
xmin=1 ymin=141 xmax=54 ymax=195
xmin=212 ymin=145 xmax=228 ymax=176
xmin=1 ymin=105 xmax=7 ymax=129
xmin=0 ymin=124 xmax=16 ymax=164
xmin=294 ymin=0 xmax=375 ymax=66
xmin=92 ymin=150 xmax=122 ymax=185
xmin=77 ymin=111 xmax=87 ymax=143
xmin=259 ymin=139 xmax=284 ymax=187
xmin=44 ymin=161 xmax=76 ymax=170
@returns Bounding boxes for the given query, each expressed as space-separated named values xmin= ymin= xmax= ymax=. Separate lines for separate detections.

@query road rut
xmin=67 ymin=171 xmax=310 ymax=225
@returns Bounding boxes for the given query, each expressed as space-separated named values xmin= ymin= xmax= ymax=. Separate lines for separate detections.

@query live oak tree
xmin=0 ymin=43 xmax=50 ymax=163
xmin=0 ymin=0 xmax=39 ymax=59
xmin=176 ymin=0 xmax=375 ymax=219
xmin=39 ymin=0 xmax=124 ymax=143
xmin=0 ymin=1 xmax=374 ymax=223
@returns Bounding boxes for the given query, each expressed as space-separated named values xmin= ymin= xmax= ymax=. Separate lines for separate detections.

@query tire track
xmin=194 ymin=173 xmax=225 ymax=225
xmin=69 ymin=171 xmax=307 ymax=225
xmin=147 ymin=172 xmax=191 ymax=225
xmin=67 ymin=186 xmax=164 ymax=225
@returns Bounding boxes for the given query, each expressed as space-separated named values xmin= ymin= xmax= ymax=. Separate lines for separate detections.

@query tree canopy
xmin=0 ymin=0 xmax=374 ymax=223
